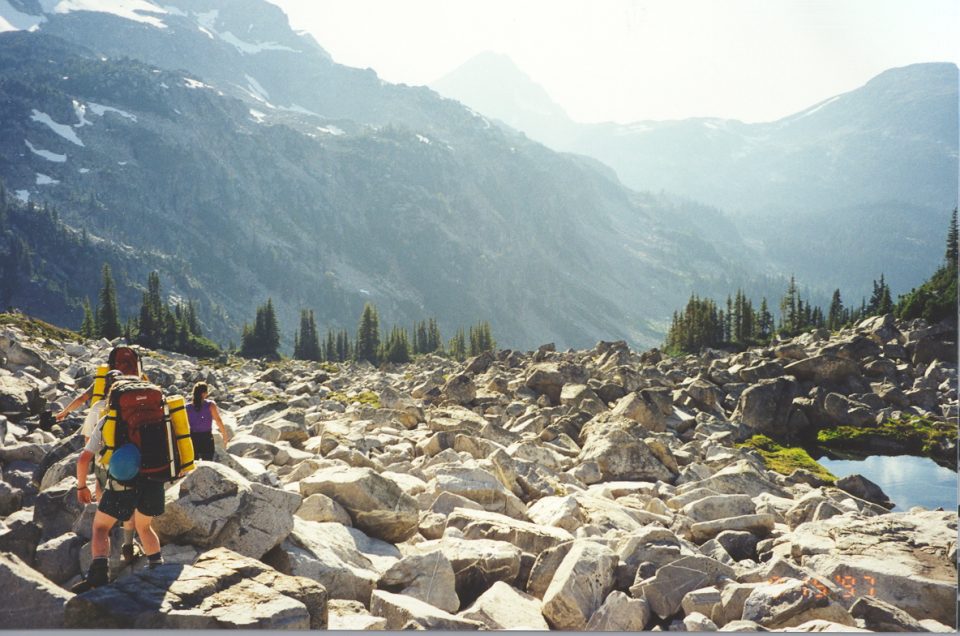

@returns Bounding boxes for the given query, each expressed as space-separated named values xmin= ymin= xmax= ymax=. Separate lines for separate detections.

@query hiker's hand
xmin=77 ymin=486 xmax=92 ymax=505
xmin=56 ymin=410 xmax=68 ymax=422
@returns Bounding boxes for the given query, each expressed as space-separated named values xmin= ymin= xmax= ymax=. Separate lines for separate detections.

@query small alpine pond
xmin=812 ymin=451 xmax=958 ymax=512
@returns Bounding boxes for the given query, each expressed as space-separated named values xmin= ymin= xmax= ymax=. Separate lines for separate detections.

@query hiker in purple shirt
xmin=187 ymin=382 xmax=230 ymax=460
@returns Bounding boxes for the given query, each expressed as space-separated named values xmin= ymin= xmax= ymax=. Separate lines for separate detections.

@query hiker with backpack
xmin=186 ymin=382 xmax=230 ymax=460
xmin=35 ymin=346 xmax=148 ymax=489
xmin=55 ymin=345 xmax=146 ymax=423
xmin=72 ymin=376 xmax=195 ymax=592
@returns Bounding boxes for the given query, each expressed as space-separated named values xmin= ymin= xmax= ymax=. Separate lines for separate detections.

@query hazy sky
xmin=269 ymin=0 xmax=958 ymax=124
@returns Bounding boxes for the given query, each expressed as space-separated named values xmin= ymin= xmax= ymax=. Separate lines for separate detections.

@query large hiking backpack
xmin=98 ymin=379 xmax=192 ymax=482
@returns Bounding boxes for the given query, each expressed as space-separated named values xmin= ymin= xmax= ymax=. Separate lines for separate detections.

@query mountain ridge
xmin=0 ymin=22 xmax=754 ymax=351
xmin=431 ymin=54 xmax=959 ymax=299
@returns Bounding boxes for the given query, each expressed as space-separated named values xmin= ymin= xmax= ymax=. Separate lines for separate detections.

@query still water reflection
xmin=814 ymin=454 xmax=957 ymax=512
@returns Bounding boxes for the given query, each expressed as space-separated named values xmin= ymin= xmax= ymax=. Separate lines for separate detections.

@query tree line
xmin=665 ymin=209 xmax=958 ymax=354
xmin=81 ymin=266 xmax=220 ymax=357
xmin=242 ymin=300 xmax=496 ymax=364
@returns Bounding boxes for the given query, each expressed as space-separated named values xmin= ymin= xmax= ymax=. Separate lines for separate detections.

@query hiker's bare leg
xmin=91 ymin=510 xmax=117 ymax=558
xmin=134 ymin=511 xmax=160 ymax=555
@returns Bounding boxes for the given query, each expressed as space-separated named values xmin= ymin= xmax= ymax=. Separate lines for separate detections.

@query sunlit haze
xmin=268 ymin=0 xmax=958 ymax=124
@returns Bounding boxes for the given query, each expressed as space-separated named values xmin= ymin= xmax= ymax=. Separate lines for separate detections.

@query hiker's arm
xmin=56 ymin=387 xmax=92 ymax=422
xmin=210 ymin=403 xmax=230 ymax=444
xmin=76 ymin=450 xmax=94 ymax=504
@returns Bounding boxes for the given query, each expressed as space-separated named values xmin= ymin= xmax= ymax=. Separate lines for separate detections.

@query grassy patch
xmin=817 ymin=415 xmax=957 ymax=458
xmin=319 ymin=361 xmax=339 ymax=374
xmin=0 ymin=312 xmax=83 ymax=343
xmin=327 ymin=390 xmax=380 ymax=408
xmin=245 ymin=390 xmax=286 ymax=404
xmin=738 ymin=434 xmax=836 ymax=482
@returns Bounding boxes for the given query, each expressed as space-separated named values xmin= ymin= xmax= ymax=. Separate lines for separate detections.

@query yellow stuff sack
xmin=166 ymin=395 xmax=196 ymax=475
xmin=91 ymin=364 xmax=110 ymax=406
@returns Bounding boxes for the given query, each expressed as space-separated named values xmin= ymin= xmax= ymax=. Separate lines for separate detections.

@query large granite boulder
xmin=0 ymin=551 xmax=73 ymax=628
xmin=793 ymin=511 xmax=957 ymax=626
xmin=578 ymin=417 xmax=675 ymax=482
xmin=741 ymin=578 xmax=856 ymax=629
xmin=415 ymin=536 xmax=522 ymax=605
xmin=784 ymin=354 xmax=860 ymax=385
xmin=541 ymin=540 xmax=617 ymax=630
xmin=33 ymin=477 xmax=85 ymax=541
xmin=426 ymin=465 xmax=528 ymax=519
xmin=153 ymin=463 xmax=301 ymax=559
xmin=377 ymin=551 xmax=459 ymax=613
xmin=265 ymin=518 xmax=400 ymax=605
xmin=34 ymin=531 xmax=83 ymax=584
xmin=445 ymin=507 xmax=574 ymax=556
xmin=632 ymin=555 xmax=736 ymax=619
xmin=369 ymin=590 xmax=483 ymax=630
xmin=64 ymin=547 xmax=327 ymax=629
xmin=732 ymin=377 xmax=800 ymax=439
xmin=300 ymin=466 xmax=419 ymax=542
xmin=460 ymin=581 xmax=550 ymax=630
xmin=609 ymin=392 xmax=667 ymax=432
xmin=586 ymin=590 xmax=651 ymax=630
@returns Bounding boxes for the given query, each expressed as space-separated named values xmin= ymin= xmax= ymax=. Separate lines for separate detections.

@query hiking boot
xmin=71 ymin=558 xmax=109 ymax=593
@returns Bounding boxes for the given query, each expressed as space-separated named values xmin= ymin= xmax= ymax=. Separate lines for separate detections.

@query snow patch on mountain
xmin=183 ymin=77 xmax=211 ymax=90
xmin=317 ymin=125 xmax=344 ymax=136
xmin=73 ymin=100 xmax=92 ymax=127
xmin=0 ymin=0 xmax=45 ymax=31
xmin=36 ymin=172 xmax=59 ymax=185
xmin=279 ymin=103 xmax=320 ymax=118
xmin=219 ymin=30 xmax=296 ymax=55
xmin=245 ymin=74 xmax=270 ymax=102
xmin=197 ymin=25 xmax=213 ymax=39
xmin=43 ymin=0 xmax=168 ymax=29
xmin=249 ymin=109 xmax=266 ymax=124
xmin=89 ymin=102 xmax=138 ymax=121
xmin=30 ymin=110 xmax=84 ymax=146
xmin=25 ymin=139 xmax=67 ymax=162
xmin=14 ymin=190 xmax=29 ymax=202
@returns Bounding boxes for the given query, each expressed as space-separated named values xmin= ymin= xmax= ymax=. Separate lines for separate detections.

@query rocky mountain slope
xmin=0 ymin=312 xmax=955 ymax=630
xmin=434 ymin=56 xmax=959 ymax=298
xmin=0 ymin=1 xmax=758 ymax=350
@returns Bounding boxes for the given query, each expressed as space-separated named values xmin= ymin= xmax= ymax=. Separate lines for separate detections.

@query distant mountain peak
xmin=430 ymin=50 xmax=575 ymax=144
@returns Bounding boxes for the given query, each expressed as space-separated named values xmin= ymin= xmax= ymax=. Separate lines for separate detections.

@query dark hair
xmin=192 ymin=382 xmax=209 ymax=410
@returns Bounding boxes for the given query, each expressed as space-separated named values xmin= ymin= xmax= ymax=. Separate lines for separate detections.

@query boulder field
xmin=0 ymin=313 xmax=955 ymax=631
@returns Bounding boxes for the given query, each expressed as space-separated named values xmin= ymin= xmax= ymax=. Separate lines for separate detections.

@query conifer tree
xmin=96 ymin=263 xmax=121 ymax=339
xmin=428 ymin=318 xmax=442 ymax=353
xmin=758 ymin=297 xmax=773 ymax=340
xmin=240 ymin=299 xmax=280 ymax=359
xmin=80 ymin=298 xmax=95 ymax=338
xmin=382 ymin=326 xmax=411 ymax=363
xmin=324 ymin=329 xmax=336 ymax=362
xmin=355 ymin=303 xmax=380 ymax=364
xmin=827 ymin=289 xmax=844 ymax=330
xmin=448 ymin=328 xmax=467 ymax=361
xmin=947 ymin=207 xmax=958 ymax=267
xmin=294 ymin=309 xmax=322 ymax=361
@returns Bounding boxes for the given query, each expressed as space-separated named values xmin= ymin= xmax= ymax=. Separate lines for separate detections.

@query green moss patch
xmin=817 ymin=415 xmax=957 ymax=460
xmin=0 ymin=312 xmax=83 ymax=343
xmin=738 ymin=434 xmax=836 ymax=482
xmin=327 ymin=390 xmax=380 ymax=408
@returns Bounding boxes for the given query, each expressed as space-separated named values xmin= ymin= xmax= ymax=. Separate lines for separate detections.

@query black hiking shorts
xmin=98 ymin=478 xmax=165 ymax=521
